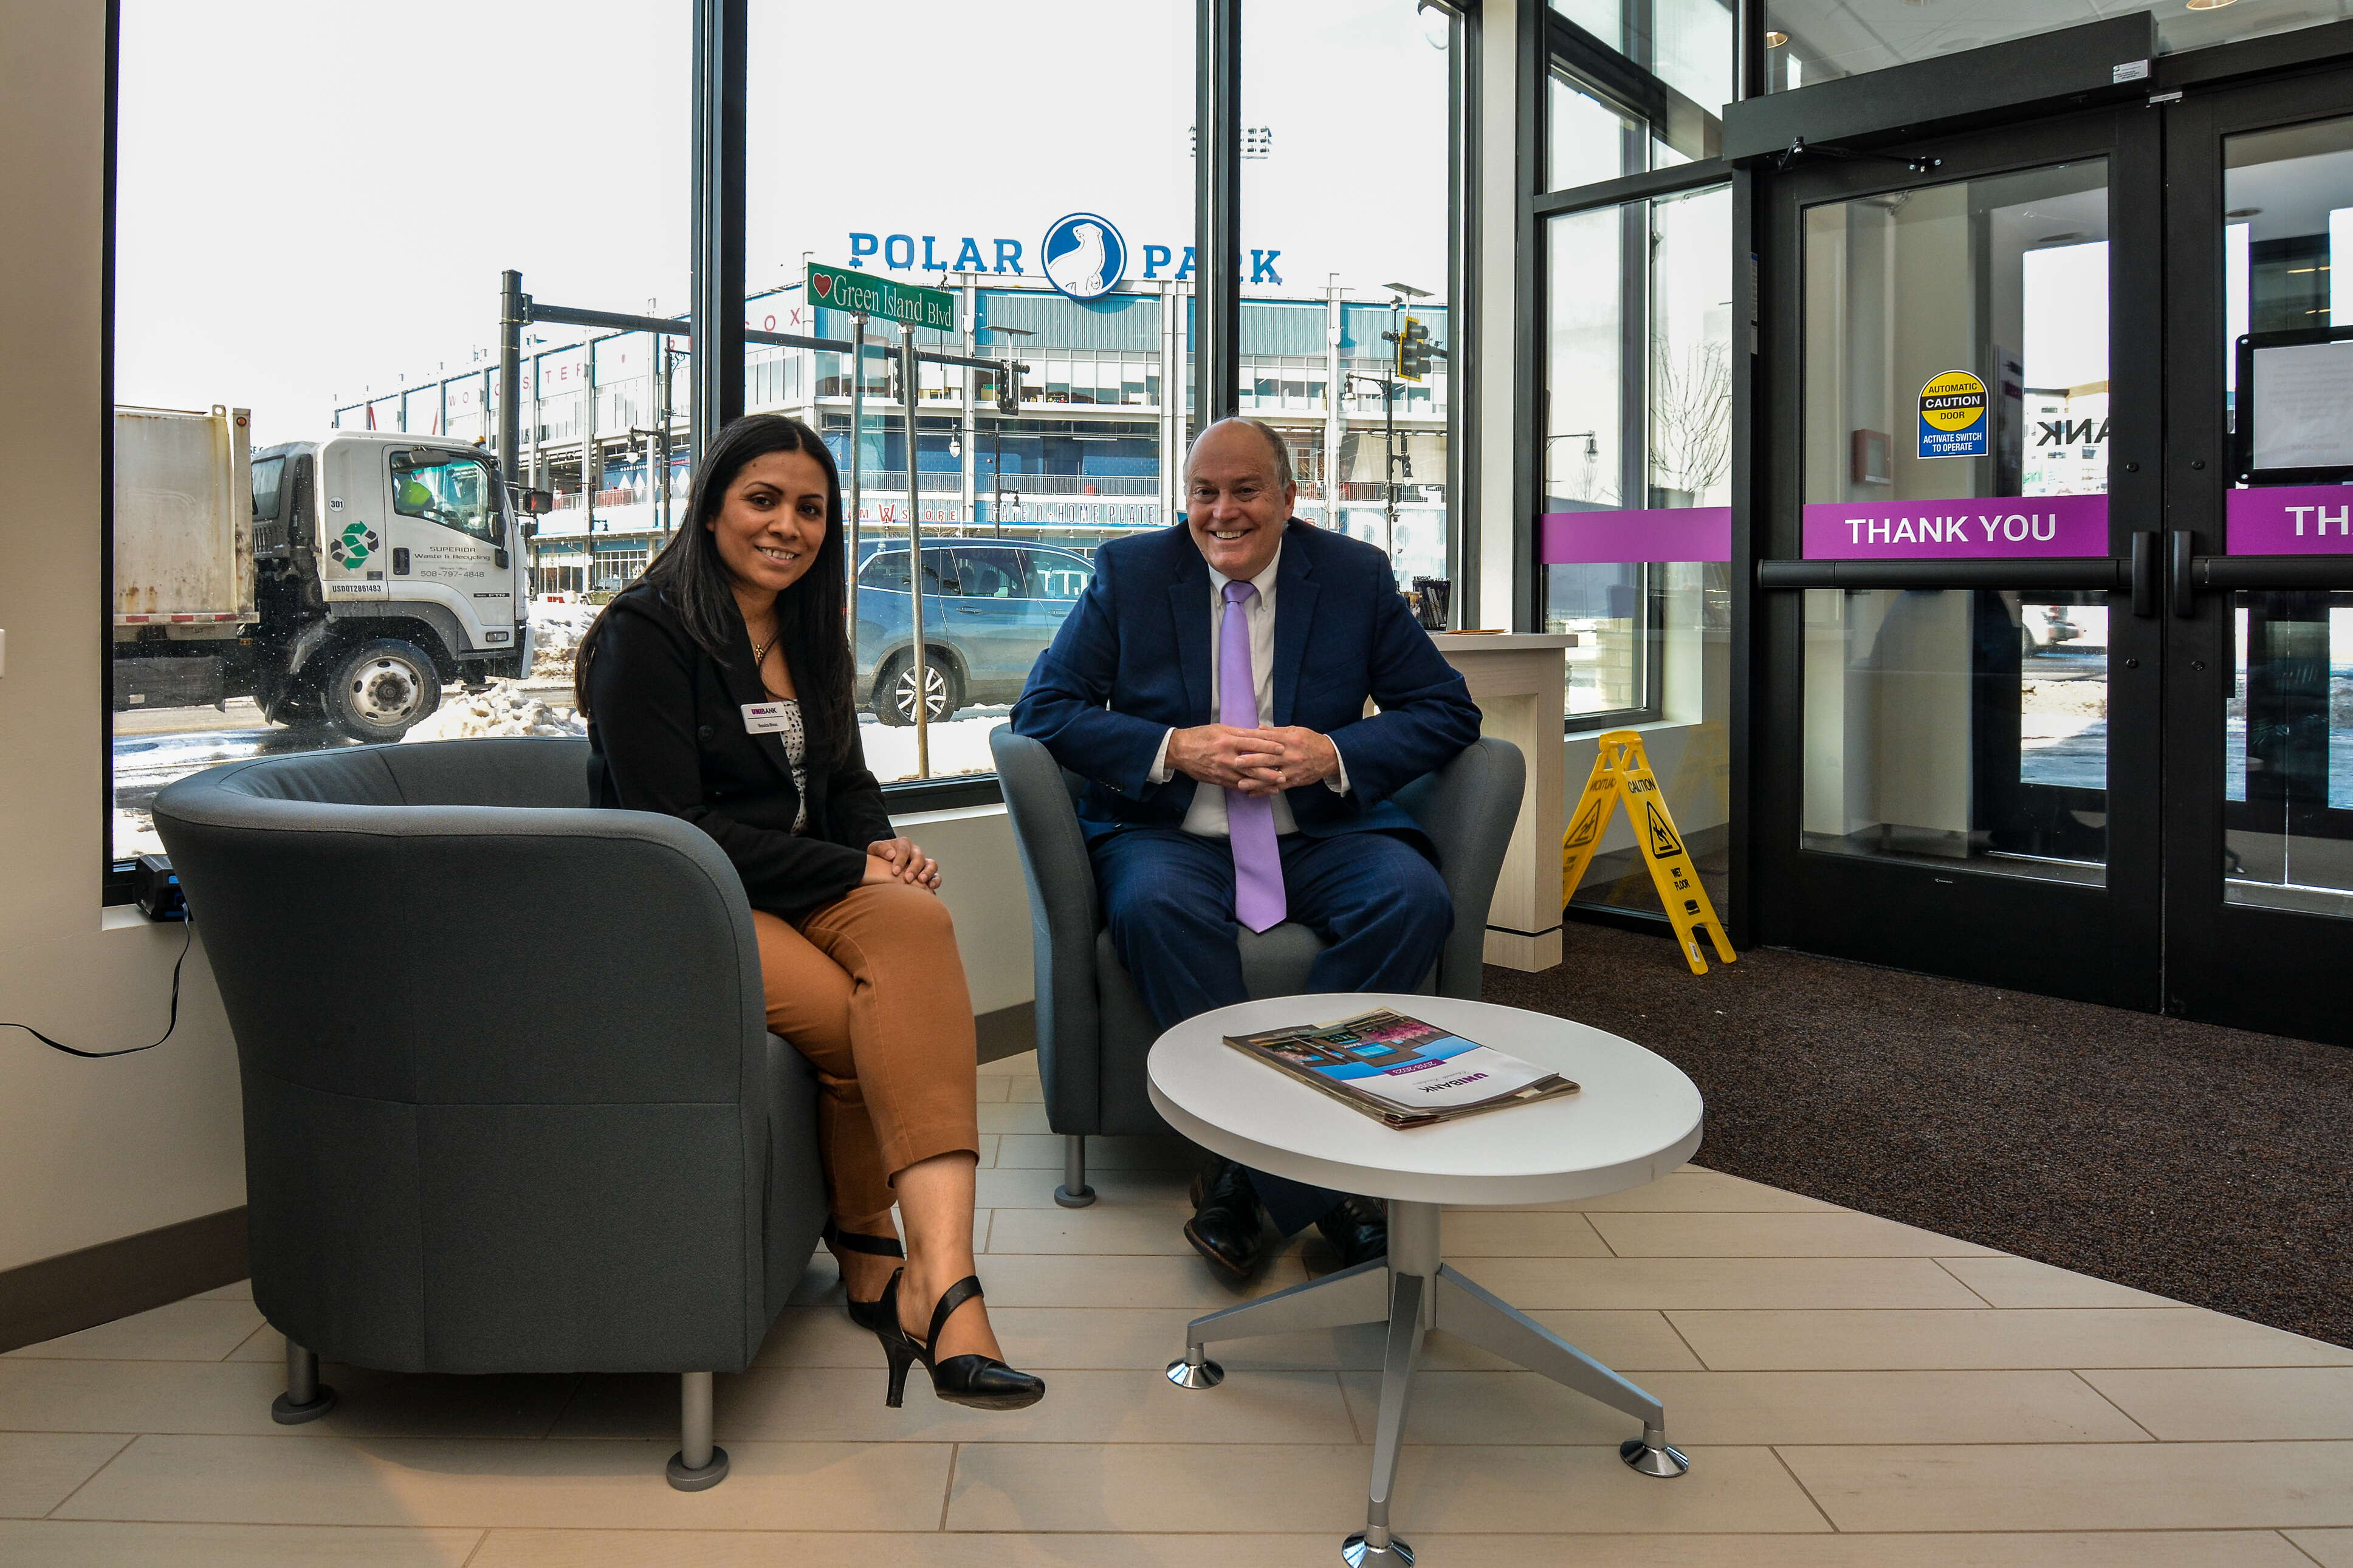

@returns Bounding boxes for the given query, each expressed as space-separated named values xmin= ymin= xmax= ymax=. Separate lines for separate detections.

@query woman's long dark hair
xmin=575 ymin=414 xmax=856 ymax=767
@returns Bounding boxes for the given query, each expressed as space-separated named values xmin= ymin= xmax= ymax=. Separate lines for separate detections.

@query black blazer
xmin=585 ymin=581 xmax=895 ymax=922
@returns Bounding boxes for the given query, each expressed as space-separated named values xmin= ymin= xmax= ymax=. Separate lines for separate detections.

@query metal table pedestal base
xmin=1164 ymin=1200 xmax=1686 ymax=1563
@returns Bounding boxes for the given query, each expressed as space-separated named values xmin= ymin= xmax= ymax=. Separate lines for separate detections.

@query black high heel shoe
xmin=821 ymin=1221 xmax=903 ymax=1335
xmin=876 ymin=1269 xmax=1046 ymax=1411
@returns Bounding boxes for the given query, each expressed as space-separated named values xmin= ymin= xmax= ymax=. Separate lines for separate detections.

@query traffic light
xmin=1396 ymin=317 xmax=1434 ymax=382
xmin=995 ymin=360 xmax=1027 ymax=416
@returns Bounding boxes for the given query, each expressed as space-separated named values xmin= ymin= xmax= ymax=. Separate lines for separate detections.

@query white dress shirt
xmin=1144 ymin=541 xmax=1352 ymax=837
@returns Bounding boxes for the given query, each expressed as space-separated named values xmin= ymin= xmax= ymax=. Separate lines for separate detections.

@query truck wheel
xmin=324 ymin=638 xmax=442 ymax=742
xmin=873 ymin=651 xmax=960 ymax=727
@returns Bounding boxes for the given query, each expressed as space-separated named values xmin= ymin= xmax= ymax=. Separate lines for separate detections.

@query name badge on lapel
xmin=741 ymin=702 xmax=792 ymax=734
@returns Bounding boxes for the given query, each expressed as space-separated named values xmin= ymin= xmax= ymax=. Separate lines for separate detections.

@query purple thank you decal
xmin=1801 ymin=494 xmax=2109 ymax=559
xmin=2225 ymin=485 xmax=2353 ymax=556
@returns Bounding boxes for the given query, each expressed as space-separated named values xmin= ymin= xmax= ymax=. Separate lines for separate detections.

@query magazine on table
xmin=1223 ymin=1007 xmax=1579 ymax=1129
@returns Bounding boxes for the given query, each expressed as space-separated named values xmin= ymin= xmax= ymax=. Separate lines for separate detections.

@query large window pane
xmin=1245 ymin=1 xmax=1458 ymax=598
xmin=1541 ymin=185 xmax=1733 ymax=923
xmin=111 ymin=1 xmax=687 ymax=861
xmin=1552 ymin=0 xmax=1733 ymax=122
xmin=747 ymin=1 xmax=1192 ymax=782
xmin=1543 ymin=185 xmax=1731 ymax=722
xmin=1550 ymin=72 xmax=1652 ymax=191
xmin=1548 ymin=0 xmax=1725 ymax=185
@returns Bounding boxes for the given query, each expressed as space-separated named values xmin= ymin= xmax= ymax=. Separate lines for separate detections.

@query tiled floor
xmin=4 ymin=1050 xmax=2349 ymax=1567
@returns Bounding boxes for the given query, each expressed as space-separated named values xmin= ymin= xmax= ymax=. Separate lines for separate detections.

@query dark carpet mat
xmin=1483 ymin=923 xmax=2353 ymax=1348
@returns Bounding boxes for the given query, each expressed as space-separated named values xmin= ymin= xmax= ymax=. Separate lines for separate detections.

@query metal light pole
xmin=1384 ymin=311 xmax=1400 ymax=558
xmin=990 ymin=326 xmax=1034 ymax=539
xmin=902 ymin=329 xmax=930 ymax=778
xmin=656 ymin=334 xmax=674 ymax=538
xmin=847 ymin=311 xmax=868 ymax=604
xmin=1377 ymin=282 xmax=1431 ymax=566
xmin=498 ymin=270 xmax=524 ymax=478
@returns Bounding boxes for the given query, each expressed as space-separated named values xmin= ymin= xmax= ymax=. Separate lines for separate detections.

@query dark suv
xmin=854 ymin=539 xmax=1095 ymax=724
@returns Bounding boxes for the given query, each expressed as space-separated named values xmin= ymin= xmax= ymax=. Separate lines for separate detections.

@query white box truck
xmin=113 ymin=405 xmax=547 ymax=741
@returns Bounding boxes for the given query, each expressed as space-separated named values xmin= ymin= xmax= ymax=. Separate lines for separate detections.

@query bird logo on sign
xmin=1042 ymin=212 xmax=1126 ymax=301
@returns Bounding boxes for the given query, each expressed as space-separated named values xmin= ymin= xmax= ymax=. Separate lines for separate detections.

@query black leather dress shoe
xmin=1185 ymin=1160 xmax=1274 ymax=1287
xmin=1314 ymin=1195 xmax=1388 ymax=1270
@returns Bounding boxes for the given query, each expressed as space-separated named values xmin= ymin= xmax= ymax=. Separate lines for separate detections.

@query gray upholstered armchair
xmin=153 ymin=737 xmax=826 ymax=1492
xmin=989 ymin=729 xmax=1525 ymax=1205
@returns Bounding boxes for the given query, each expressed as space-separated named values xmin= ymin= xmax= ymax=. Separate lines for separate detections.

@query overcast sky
xmin=115 ymin=1 xmax=1452 ymax=447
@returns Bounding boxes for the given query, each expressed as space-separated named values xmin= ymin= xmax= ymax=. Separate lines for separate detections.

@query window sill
xmin=881 ymin=774 xmax=1005 ymax=812
xmin=101 ymin=774 xmax=1011 ymax=902
xmin=1564 ymin=713 xmax=1675 ymax=739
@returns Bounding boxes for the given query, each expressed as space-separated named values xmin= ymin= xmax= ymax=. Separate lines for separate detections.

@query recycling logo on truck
xmin=330 ymin=521 xmax=379 ymax=567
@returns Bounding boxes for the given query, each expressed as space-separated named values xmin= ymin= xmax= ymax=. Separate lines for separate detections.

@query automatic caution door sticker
xmin=1918 ymin=369 xmax=1989 ymax=460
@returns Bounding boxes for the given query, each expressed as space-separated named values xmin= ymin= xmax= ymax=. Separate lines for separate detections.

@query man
xmin=1011 ymin=417 xmax=1482 ymax=1283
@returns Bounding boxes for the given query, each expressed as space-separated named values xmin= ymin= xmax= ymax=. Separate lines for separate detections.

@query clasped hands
xmin=863 ymin=836 xmax=941 ymax=891
xmin=1167 ymin=724 xmax=1339 ymax=796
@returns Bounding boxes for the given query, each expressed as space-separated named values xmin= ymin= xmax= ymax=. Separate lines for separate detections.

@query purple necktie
xmin=1220 ymin=579 xmax=1286 ymax=932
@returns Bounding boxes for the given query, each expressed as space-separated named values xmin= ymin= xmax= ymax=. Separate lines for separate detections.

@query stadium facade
xmin=334 ymin=269 xmax=1452 ymax=595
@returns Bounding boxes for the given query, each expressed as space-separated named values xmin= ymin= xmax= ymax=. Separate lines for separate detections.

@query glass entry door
xmin=2161 ymin=71 xmax=2353 ymax=1044
xmin=1758 ymin=70 xmax=2353 ymax=1043
xmin=1756 ymin=104 xmax=2168 ymax=1009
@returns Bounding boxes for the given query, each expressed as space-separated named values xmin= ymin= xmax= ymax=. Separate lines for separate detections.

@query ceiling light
xmin=2227 ymin=207 xmax=2262 ymax=218
xmin=2186 ymin=0 xmax=2239 ymax=10
xmin=2038 ymin=231 xmax=2089 ymax=244
xmin=1765 ymin=30 xmax=1789 ymax=46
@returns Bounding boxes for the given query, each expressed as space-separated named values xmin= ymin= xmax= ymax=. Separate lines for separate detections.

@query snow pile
xmin=114 ymin=807 xmax=161 ymax=861
xmin=2021 ymin=679 xmax=2106 ymax=718
xmin=529 ymin=598 xmax=603 ymax=677
xmin=405 ymin=682 xmax=587 ymax=743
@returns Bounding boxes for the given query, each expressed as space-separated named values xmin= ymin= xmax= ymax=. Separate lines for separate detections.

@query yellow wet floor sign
xmin=1562 ymin=730 xmax=1737 ymax=976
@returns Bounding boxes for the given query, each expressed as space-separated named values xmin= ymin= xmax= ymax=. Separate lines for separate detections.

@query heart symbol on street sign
xmin=812 ymin=274 xmax=832 ymax=300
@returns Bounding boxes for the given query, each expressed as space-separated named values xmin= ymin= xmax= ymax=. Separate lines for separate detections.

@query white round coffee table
xmin=1147 ymin=993 xmax=1706 ymax=1568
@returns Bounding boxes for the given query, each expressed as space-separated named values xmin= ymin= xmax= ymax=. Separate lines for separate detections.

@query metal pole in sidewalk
xmin=497 ymin=270 xmax=523 ymax=479
xmin=903 ymin=330 xmax=930 ymax=779
xmin=847 ymin=312 xmax=867 ymax=605
xmin=1384 ymin=298 xmax=1401 ymax=562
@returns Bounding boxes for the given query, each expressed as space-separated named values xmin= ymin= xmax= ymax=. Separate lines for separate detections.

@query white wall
xmin=891 ymin=803 xmax=1034 ymax=1019
xmin=0 ymin=0 xmax=250 ymax=1275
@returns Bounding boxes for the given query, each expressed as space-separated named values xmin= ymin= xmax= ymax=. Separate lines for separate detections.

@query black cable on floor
xmin=3 ymin=917 xmax=196 ymax=1058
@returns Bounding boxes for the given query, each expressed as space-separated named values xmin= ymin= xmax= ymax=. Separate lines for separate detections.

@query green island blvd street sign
xmin=806 ymin=263 xmax=956 ymax=333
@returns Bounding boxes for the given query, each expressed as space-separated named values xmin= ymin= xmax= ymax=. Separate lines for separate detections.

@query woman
xmin=575 ymin=414 xmax=1042 ymax=1412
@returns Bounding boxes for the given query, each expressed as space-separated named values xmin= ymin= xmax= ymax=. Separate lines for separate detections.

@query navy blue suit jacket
xmin=1010 ymin=520 xmax=1482 ymax=844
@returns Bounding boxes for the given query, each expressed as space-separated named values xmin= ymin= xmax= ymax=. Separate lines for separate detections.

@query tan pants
xmin=754 ymin=882 xmax=981 ymax=1232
